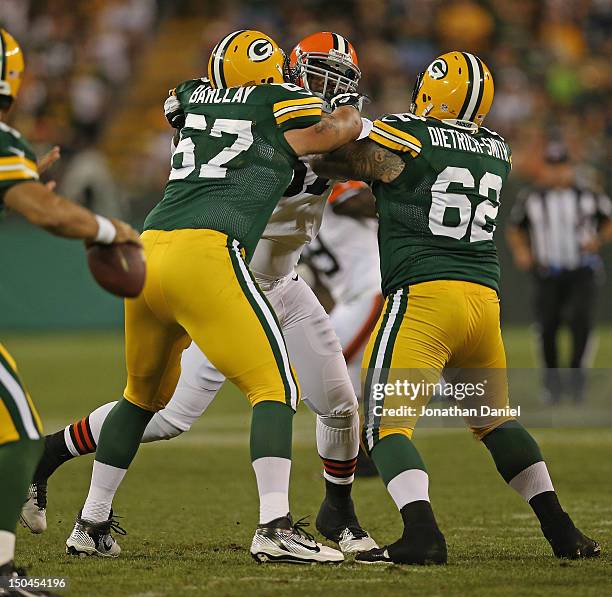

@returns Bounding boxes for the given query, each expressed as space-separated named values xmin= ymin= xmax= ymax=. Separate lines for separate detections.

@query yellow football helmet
xmin=0 ymin=29 xmax=25 ymax=108
xmin=207 ymin=30 xmax=286 ymax=89
xmin=410 ymin=51 xmax=494 ymax=131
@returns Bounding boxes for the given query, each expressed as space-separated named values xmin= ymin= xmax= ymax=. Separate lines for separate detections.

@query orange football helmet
xmin=289 ymin=32 xmax=360 ymax=104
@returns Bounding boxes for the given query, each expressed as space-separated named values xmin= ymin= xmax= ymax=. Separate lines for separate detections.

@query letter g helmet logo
xmin=427 ymin=58 xmax=448 ymax=80
xmin=248 ymin=39 xmax=274 ymax=62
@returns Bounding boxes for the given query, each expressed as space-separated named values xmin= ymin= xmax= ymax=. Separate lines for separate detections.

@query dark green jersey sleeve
xmin=266 ymin=83 xmax=323 ymax=133
xmin=0 ymin=122 xmax=39 ymax=206
xmin=368 ymin=113 xmax=426 ymax=158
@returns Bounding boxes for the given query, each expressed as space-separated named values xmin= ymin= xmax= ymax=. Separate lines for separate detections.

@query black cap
xmin=544 ymin=142 xmax=569 ymax=164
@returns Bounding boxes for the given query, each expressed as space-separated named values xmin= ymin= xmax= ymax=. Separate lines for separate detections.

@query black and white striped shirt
xmin=510 ymin=186 xmax=612 ymax=270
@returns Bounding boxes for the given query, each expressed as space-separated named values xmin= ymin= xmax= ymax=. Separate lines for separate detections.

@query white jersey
xmin=250 ymin=159 xmax=331 ymax=281
xmin=304 ymin=181 xmax=381 ymax=304
xmin=250 ymin=118 xmax=374 ymax=283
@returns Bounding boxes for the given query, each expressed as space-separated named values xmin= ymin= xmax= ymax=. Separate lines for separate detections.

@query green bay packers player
xmin=0 ymin=29 xmax=140 ymax=595
xmin=25 ymin=32 xmax=377 ymax=557
xmin=312 ymin=52 xmax=600 ymax=564
xmin=67 ymin=30 xmax=364 ymax=564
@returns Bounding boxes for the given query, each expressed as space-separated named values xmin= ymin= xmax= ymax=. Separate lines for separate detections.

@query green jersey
xmin=144 ymin=79 xmax=323 ymax=257
xmin=0 ymin=121 xmax=39 ymax=212
xmin=368 ymin=113 xmax=512 ymax=295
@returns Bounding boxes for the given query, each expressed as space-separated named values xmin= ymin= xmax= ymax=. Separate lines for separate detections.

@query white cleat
xmin=250 ymin=515 xmax=344 ymax=564
xmin=20 ymin=482 xmax=47 ymax=534
xmin=338 ymin=527 xmax=379 ymax=554
xmin=316 ymin=498 xmax=378 ymax=555
xmin=65 ymin=510 xmax=125 ymax=558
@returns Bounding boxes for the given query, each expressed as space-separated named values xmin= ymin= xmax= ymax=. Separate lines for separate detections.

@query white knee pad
xmin=316 ymin=410 xmax=360 ymax=462
xmin=141 ymin=413 xmax=185 ymax=442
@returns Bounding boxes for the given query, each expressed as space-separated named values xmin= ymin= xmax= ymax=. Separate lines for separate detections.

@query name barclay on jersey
xmin=373 ymin=404 xmax=521 ymax=418
xmin=188 ymin=84 xmax=257 ymax=105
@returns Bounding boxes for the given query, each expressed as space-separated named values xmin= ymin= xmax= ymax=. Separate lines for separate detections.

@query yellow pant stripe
xmin=0 ymin=398 xmax=19 ymax=445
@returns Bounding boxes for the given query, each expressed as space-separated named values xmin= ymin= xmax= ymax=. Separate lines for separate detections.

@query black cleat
xmin=542 ymin=513 xmax=600 ymax=559
xmin=0 ymin=562 xmax=60 ymax=596
xmin=316 ymin=498 xmax=377 ymax=554
xmin=355 ymin=523 xmax=447 ymax=565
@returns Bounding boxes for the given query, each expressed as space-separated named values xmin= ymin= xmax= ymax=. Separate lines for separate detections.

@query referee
xmin=507 ymin=143 xmax=612 ymax=403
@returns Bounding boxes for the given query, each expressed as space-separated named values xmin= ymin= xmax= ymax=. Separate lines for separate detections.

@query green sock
xmin=250 ymin=401 xmax=293 ymax=461
xmin=95 ymin=398 xmax=153 ymax=469
xmin=481 ymin=420 xmax=544 ymax=483
xmin=370 ymin=433 xmax=426 ymax=486
xmin=0 ymin=438 xmax=43 ymax=532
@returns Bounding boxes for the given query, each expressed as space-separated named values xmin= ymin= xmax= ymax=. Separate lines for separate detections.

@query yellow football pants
xmin=123 ymin=229 xmax=300 ymax=413
xmin=361 ymin=280 xmax=513 ymax=451
xmin=0 ymin=343 xmax=43 ymax=445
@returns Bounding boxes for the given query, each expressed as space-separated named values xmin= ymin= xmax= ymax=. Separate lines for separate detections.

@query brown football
xmin=87 ymin=242 xmax=146 ymax=298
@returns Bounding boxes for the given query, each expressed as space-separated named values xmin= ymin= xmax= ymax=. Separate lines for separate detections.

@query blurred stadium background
xmin=0 ymin=0 xmax=610 ymax=329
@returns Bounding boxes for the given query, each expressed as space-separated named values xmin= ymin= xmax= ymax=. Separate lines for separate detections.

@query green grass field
xmin=5 ymin=327 xmax=612 ymax=596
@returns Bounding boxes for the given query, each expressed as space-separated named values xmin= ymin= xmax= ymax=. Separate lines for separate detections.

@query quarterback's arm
xmin=3 ymin=182 xmax=141 ymax=244
xmin=284 ymin=107 xmax=362 ymax=156
xmin=310 ymin=139 xmax=405 ymax=183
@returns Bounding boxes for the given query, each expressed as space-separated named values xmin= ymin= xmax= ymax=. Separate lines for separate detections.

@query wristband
xmin=358 ymin=117 xmax=373 ymax=140
xmin=94 ymin=215 xmax=116 ymax=244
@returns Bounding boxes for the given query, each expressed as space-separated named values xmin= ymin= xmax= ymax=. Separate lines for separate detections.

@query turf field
xmin=5 ymin=327 xmax=612 ymax=597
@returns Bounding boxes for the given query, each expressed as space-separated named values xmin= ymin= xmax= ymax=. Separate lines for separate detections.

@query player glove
xmin=330 ymin=92 xmax=369 ymax=113
xmin=164 ymin=91 xmax=185 ymax=129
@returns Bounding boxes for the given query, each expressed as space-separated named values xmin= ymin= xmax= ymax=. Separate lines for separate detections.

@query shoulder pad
xmin=369 ymin=113 xmax=423 ymax=156
xmin=0 ymin=121 xmax=22 ymax=139
xmin=480 ymin=125 xmax=506 ymax=142
xmin=0 ymin=124 xmax=39 ymax=181
xmin=268 ymin=84 xmax=323 ymax=126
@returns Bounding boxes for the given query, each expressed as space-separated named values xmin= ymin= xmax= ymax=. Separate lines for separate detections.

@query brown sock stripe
xmin=72 ymin=421 xmax=86 ymax=454
xmin=322 ymin=456 xmax=358 ymax=465
xmin=323 ymin=460 xmax=358 ymax=476
xmin=80 ymin=417 xmax=95 ymax=452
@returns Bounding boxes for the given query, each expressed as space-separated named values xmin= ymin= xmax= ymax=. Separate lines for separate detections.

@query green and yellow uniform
xmin=126 ymin=81 xmax=323 ymax=412
xmin=362 ymin=113 xmax=513 ymax=449
xmin=0 ymin=121 xmax=43 ymax=445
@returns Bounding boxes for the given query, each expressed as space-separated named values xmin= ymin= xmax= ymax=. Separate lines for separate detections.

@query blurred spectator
xmin=506 ymin=143 xmax=612 ymax=403
xmin=0 ymin=0 xmax=159 ymax=216
xmin=59 ymin=148 xmax=125 ymax=219
xmin=0 ymin=0 xmax=610 ymax=215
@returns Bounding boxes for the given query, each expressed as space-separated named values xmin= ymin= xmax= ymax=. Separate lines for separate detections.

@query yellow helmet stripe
xmin=458 ymin=52 xmax=484 ymax=122
xmin=211 ymin=30 xmax=246 ymax=88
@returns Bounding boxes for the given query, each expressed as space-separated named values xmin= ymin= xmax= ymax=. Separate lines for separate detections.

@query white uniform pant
xmin=329 ymin=290 xmax=384 ymax=399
